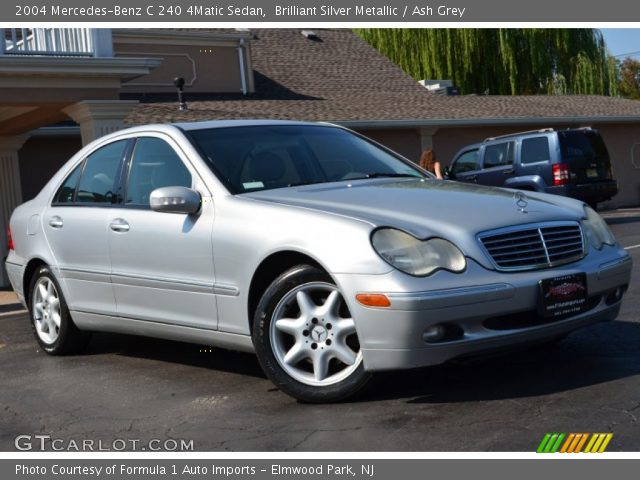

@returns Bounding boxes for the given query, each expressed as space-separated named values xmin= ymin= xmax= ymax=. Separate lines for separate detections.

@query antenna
xmin=173 ymin=77 xmax=187 ymax=111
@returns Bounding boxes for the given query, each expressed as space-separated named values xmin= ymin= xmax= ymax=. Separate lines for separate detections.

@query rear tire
xmin=252 ymin=264 xmax=371 ymax=402
xmin=28 ymin=266 xmax=91 ymax=355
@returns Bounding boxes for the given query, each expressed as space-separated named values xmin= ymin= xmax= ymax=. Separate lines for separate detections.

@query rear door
xmin=450 ymin=148 xmax=481 ymax=184
xmin=44 ymin=139 xmax=129 ymax=315
xmin=477 ymin=141 xmax=515 ymax=186
xmin=517 ymin=135 xmax=553 ymax=185
xmin=558 ymin=130 xmax=613 ymax=184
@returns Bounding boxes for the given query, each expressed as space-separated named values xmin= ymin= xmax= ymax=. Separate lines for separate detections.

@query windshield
xmin=186 ymin=125 xmax=425 ymax=193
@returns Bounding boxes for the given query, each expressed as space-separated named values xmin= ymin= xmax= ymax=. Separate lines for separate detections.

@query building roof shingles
xmin=125 ymin=29 xmax=640 ymax=125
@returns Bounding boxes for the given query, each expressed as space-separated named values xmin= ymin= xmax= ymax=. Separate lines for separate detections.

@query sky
xmin=600 ymin=29 xmax=640 ymax=58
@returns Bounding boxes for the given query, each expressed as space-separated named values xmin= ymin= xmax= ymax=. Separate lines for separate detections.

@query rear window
xmin=521 ymin=137 xmax=551 ymax=164
xmin=559 ymin=131 xmax=609 ymax=160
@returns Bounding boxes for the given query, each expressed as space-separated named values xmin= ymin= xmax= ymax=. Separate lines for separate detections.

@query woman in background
xmin=419 ymin=149 xmax=443 ymax=179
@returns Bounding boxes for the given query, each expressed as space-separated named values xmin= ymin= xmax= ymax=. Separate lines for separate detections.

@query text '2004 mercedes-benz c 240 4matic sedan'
xmin=5 ymin=120 xmax=633 ymax=402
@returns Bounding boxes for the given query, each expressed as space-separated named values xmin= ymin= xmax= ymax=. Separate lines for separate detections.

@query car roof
xmin=172 ymin=119 xmax=335 ymax=131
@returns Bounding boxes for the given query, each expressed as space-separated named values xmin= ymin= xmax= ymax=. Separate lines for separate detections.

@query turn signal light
xmin=7 ymin=227 xmax=14 ymax=250
xmin=552 ymin=163 xmax=570 ymax=186
xmin=355 ymin=293 xmax=391 ymax=308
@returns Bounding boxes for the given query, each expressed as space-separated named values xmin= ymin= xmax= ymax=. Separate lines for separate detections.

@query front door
xmin=450 ymin=148 xmax=481 ymax=184
xmin=108 ymin=135 xmax=218 ymax=330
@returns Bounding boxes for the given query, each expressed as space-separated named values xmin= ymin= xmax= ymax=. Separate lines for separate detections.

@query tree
xmin=354 ymin=29 xmax=618 ymax=96
xmin=617 ymin=57 xmax=640 ymax=100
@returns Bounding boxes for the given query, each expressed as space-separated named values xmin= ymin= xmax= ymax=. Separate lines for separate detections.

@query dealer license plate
xmin=538 ymin=273 xmax=588 ymax=318
xmin=586 ymin=168 xmax=599 ymax=178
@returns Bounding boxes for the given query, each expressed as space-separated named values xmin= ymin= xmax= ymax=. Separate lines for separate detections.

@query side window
xmin=521 ymin=137 xmax=551 ymax=164
xmin=451 ymin=149 xmax=479 ymax=175
xmin=483 ymin=142 xmax=514 ymax=168
xmin=53 ymin=163 xmax=82 ymax=204
xmin=126 ymin=137 xmax=192 ymax=207
xmin=76 ymin=140 xmax=127 ymax=204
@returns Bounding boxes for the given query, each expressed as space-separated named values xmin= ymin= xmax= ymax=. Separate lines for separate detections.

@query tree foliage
xmin=616 ymin=57 xmax=640 ymax=100
xmin=354 ymin=29 xmax=618 ymax=96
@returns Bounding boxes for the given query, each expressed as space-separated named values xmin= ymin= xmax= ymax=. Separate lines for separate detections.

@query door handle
xmin=110 ymin=218 xmax=130 ymax=233
xmin=467 ymin=175 xmax=478 ymax=182
xmin=48 ymin=216 xmax=63 ymax=229
xmin=503 ymin=169 xmax=515 ymax=174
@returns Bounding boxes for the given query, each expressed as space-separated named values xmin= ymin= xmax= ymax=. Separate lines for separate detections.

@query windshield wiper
xmin=364 ymin=172 xmax=421 ymax=178
xmin=287 ymin=180 xmax=326 ymax=187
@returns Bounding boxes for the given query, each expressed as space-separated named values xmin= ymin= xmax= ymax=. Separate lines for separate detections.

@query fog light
xmin=605 ymin=287 xmax=624 ymax=305
xmin=423 ymin=324 xmax=446 ymax=343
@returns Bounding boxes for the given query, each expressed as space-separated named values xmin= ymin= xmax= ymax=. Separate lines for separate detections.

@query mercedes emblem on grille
xmin=514 ymin=191 xmax=529 ymax=213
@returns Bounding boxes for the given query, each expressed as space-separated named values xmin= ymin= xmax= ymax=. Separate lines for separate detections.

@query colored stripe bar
xmin=598 ymin=433 xmax=613 ymax=453
xmin=537 ymin=434 xmax=552 ymax=453
xmin=550 ymin=433 xmax=566 ymax=453
xmin=574 ymin=433 xmax=589 ymax=453
xmin=567 ymin=434 xmax=582 ymax=453
xmin=544 ymin=434 xmax=560 ymax=453
xmin=560 ymin=433 xmax=575 ymax=453
xmin=591 ymin=433 xmax=607 ymax=453
xmin=584 ymin=434 xmax=598 ymax=453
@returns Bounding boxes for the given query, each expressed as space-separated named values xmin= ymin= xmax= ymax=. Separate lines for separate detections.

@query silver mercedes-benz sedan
xmin=5 ymin=120 xmax=632 ymax=402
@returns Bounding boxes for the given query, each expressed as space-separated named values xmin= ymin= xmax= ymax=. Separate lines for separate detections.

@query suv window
xmin=559 ymin=130 xmax=609 ymax=160
xmin=483 ymin=142 xmax=514 ymax=168
xmin=54 ymin=163 xmax=83 ymax=204
xmin=76 ymin=140 xmax=127 ymax=204
xmin=452 ymin=149 xmax=479 ymax=175
xmin=521 ymin=136 xmax=551 ymax=164
xmin=126 ymin=137 xmax=192 ymax=207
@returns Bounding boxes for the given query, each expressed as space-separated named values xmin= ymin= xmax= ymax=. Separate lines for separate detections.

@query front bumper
xmin=334 ymin=245 xmax=632 ymax=372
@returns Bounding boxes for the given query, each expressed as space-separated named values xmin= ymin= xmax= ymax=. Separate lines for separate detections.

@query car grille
xmin=479 ymin=222 xmax=585 ymax=271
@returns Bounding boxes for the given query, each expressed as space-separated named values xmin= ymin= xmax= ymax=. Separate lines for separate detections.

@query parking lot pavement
xmin=0 ymin=290 xmax=25 ymax=317
xmin=0 ymin=216 xmax=638 ymax=452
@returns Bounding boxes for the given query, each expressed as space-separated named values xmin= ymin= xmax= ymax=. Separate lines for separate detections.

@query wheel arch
xmin=23 ymin=257 xmax=49 ymax=306
xmin=247 ymin=250 xmax=328 ymax=331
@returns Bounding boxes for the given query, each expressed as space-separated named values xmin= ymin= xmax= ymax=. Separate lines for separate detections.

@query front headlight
xmin=582 ymin=206 xmax=616 ymax=250
xmin=371 ymin=228 xmax=466 ymax=276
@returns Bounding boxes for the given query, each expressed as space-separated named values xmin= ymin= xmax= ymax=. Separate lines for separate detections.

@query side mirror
xmin=150 ymin=186 xmax=201 ymax=214
xmin=443 ymin=166 xmax=453 ymax=180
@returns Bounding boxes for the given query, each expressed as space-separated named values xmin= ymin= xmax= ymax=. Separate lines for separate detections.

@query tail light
xmin=7 ymin=227 xmax=14 ymax=251
xmin=552 ymin=163 xmax=570 ymax=186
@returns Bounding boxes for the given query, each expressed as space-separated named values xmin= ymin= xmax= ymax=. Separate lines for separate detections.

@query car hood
xmin=243 ymin=179 xmax=585 ymax=264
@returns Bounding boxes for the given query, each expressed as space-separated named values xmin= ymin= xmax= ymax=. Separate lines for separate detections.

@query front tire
xmin=252 ymin=265 xmax=371 ymax=402
xmin=28 ymin=266 xmax=90 ymax=355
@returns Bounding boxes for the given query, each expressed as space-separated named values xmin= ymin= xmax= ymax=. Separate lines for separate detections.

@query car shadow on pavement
xmin=79 ymin=319 xmax=640 ymax=404
xmin=85 ymin=332 xmax=266 ymax=379
xmin=361 ymin=320 xmax=640 ymax=404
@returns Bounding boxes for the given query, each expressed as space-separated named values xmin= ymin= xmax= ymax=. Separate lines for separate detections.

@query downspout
xmin=237 ymin=38 xmax=248 ymax=96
